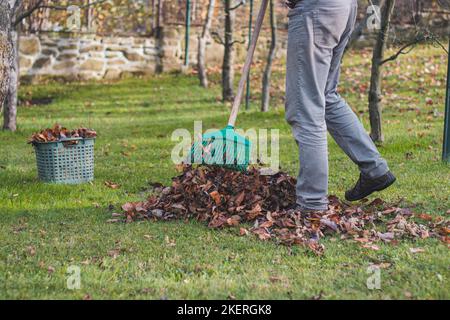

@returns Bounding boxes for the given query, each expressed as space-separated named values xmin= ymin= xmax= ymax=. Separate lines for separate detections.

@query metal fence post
xmin=184 ymin=0 xmax=191 ymax=67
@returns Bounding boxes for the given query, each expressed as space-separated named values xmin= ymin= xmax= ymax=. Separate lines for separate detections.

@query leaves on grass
xmin=417 ymin=213 xmax=433 ymax=221
xmin=26 ymin=245 xmax=36 ymax=256
xmin=28 ymin=123 xmax=96 ymax=144
xmin=209 ymin=191 xmax=222 ymax=205
xmin=105 ymin=181 xmax=121 ymax=189
xmin=165 ymin=236 xmax=176 ymax=247
xmin=409 ymin=247 xmax=425 ymax=254
xmin=114 ymin=165 xmax=449 ymax=255
xmin=107 ymin=249 xmax=120 ymax=259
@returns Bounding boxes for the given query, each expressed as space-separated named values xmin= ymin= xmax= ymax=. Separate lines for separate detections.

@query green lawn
xmin=0 ymin=45 xmax=449 ymax=299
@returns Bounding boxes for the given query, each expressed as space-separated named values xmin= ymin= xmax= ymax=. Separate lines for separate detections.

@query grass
xmin=0 ymin=45 xmax=449 ymax=300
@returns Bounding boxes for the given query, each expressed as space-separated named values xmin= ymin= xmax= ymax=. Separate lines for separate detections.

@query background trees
xmin=0 ymin=0 xmax=108 ymax=132
xmin=1 ymin=0 xmax=449 ymax=141
xmin=363 ymin=0 xmax=448 ymax=143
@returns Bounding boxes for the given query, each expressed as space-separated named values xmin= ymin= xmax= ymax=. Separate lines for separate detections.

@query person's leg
xmin=324 ymin=3 xmax=390 ymax=179
xmin=285 ymin=0 xmax=353 ymax=210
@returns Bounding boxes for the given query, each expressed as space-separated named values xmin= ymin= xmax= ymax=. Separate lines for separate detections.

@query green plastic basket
xmin=33 ymin=137 xmax=95 ymax=184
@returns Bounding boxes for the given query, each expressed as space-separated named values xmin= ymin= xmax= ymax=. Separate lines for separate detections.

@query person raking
xmin=285 ymin=0 xmax=396 ymax=213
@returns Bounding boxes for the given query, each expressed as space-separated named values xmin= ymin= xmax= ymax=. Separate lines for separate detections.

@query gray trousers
xmin=285 ymin=0 xmax=389 ymax=210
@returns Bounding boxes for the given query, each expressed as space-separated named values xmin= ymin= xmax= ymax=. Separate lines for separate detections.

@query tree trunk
xmin=197 ymin=0 xmax=215 ymax=88
xmin=261 ymin=0 xmax=276 ymax=112
xmin=151 ymin=0 xmax=157 ymax=31
xmin=0 ymin=35 xmax=10 ymax=114
xmin=4 ymin=28 xmax=18 ymax=131
xmin=222 ymin=0 xmax=235 ymax=102
xmin=368 ymin=0 xmax=395 ymax=143
xmin=0 ymin=1 xmax=14 ymax=130
xmin=85 ymin=0 xmax=92 ymax=31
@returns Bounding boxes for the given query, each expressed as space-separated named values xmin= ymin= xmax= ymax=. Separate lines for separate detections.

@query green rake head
xmin=190 ymin=125 xmax=252 ymax=171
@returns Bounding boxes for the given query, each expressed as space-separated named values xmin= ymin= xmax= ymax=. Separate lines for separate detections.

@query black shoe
xmin=345 ymin=171 xmax=396 ymax=202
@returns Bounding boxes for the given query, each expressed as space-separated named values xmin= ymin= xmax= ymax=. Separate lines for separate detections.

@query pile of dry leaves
xmin=28 ymin=124 xmax=97 ymax=144
xmin=112 ymin=165 xmax=449 ymax=255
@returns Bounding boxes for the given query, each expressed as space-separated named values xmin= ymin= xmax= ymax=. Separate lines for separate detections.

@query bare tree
xmin=368 ymin=0 xmax=396 ymax=143
xmin=197 ymin=0 xmax=216 ymax=88
xmin=0 ymin=1 xmax=14 ymax=123
xmin=221 ymin=0 xmax=236 ymax=101
xmin=261 ymin=0 xmax=276 ymax=112
xmin=212 ymin=0 xmax=248 ymax=101
xmin=1 ymin=0 xmax=26 ymax=131
xmin=1 ymin=0 xmax=107 ymax=132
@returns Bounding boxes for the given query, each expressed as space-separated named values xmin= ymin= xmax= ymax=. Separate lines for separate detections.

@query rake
xmin=190 ymin=0 xmax=269 ymax=171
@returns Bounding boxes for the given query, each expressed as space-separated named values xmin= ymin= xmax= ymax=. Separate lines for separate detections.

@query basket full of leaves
xmin=28 ymin=124 xmax=97 ymax=184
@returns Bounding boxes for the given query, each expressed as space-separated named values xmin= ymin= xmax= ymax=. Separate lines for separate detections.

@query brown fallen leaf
xmin=417 ymin=213 xmax=433 ymax=221
xmin=235 ymin=191 xmax=245 ymax=206
xmin=382 ymin=207 xmax=398 ymax=215
xmin=175 ymin=164 xmax=185 ymax=173
xmin=111 ymin=213 xmax=123 ymax=218
xmin=362 ymin=244 xmax=380 ymax=251
xmin=121 ymin=203 xmax=135 ymax=212
xmin=209 ymin=191 xmax=221 ymax=206
xmin=377 ymin=232 xmax=395 ymax=242
xmin=239 ymin=228 xmax=249 ymax=236
xmin=307 ymin=241 xmax=325 ymax=255
xmin=247 ymin=204 xmax=262 ymax=220
xmin=409 ymin=247 xmax=425 ymax=254
xmin=115 ymin=165 xmax=448 ymax=255
xmin=27 ymin=246 xmax=36 ymax=256
xmin=108 ymin=249 xmax=120 ymax=259
xmin=252 ymin=227 xmax=271 ymax=241
xmin=269 ymin=275 xmax=282 ymax=283
xmin=226 ymin=215 xmax=241 ymax=226
xmin=165 ymin=236 xmax=176 ymax=247
xmin=105 ymin=181 xmax=120 ymax=189
xmin=373 ymin=262 xmax=392 ymax=269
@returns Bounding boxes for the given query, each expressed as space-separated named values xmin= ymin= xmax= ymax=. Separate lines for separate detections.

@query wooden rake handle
xmin=228 ymin=0 xmax=270 ymax=128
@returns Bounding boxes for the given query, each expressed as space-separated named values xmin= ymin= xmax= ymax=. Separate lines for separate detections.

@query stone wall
xmin=18 ymin=26 xmax=287 ymax=83
xmin=19 ymin=27 xmax=225 ymax=83
xmin=19 ymin=32 xmax=162 ymax=82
